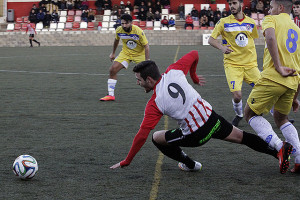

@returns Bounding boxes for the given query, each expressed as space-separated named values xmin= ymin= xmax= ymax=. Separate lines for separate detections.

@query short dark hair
xmin=294 ymin=0 xmax=300 ymax=5
xmin=276 ymin=0 xmax=293 ymax=11
xmin=133 ymin=60 xmax=161 ymax=81
xmin=120 ymin=13 xmax=132 ymax=22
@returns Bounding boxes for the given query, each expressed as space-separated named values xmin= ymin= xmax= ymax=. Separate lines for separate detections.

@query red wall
xmin=7 ymin=0 xmax=250 ymax=20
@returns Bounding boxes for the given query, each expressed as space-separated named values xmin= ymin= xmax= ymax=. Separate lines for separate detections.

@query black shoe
xmin=289 ymin=119 xmax=295 ymax=124
xmin=232 ymin=115 xmax=243 ymax=127
xmin=38 ymin=42 xmax=40 ymax=47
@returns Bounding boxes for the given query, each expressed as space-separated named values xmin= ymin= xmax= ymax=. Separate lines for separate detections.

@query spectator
xmin=29 ymin=9 xmax=37 ymax=24
xmin=138 ymin=7 xmax=147 ymax=21
xmin=44 ymin=10 xmax=52 ymax=27
xmin=74 ymin=0 xmax=82 ymax=9
xmin=168 ymin=17 xmax=175 ymax=27
xmin=161 ymin=0 xmax=170 ymax=10
xmin=39 ymin=0 xmax=47 ymax=7
xmin=214 ymin=7 xmax=221 ymax=17
xmin=256 ymin=0 xmax=264 ymax=13
xmin=66 ymin=0 xmax=74 ymax=10
xmin=103 ymin=0 xmax=112 ymax=10
xmin=214 ymin=13 xmax=221 ymax=25
xmin=200 ymin=6 xmax=208 ymax=17
xmin=244 ymin=6 xmax=251 ymax=17
xmin=81 ymin=0 xmax=89 ymax=10
xmin=154 ymin=10 xmax=161 ymax=21
xmin=125 ymin=1 xmax=133 ymax=11
xmin=125 ymin=7 xmax=131 ymax=15
xmin=88 ymin=8 xmax=95 ymax=22
xmin=139 ymin=1 xmax=147 ymax=12
xmin=250 ymin=0 xmax=257 ymax=12
xmin=40 ymin=3 xmax=47 ymax=13
xmin=31 ymin=4 xmax=39 ymax=14
xmin=200 ymin=14 xmax=209 ymax=27
xmin=208 ymin=13 xmax=215 ymax=27
xmin=81 ymin=10 xmax=88 ymax=22
xmin=36 ymin=9 xmax=45 ymax=23
xmin=146 ymin=7 xmax=155 ymax=21
xmin=207 ymin=6 xmax=214 ymax=17
xmin=191 ymin=7 xmax=199 ymax=21
xmin=120 ymin=1 xmax=126 ymax=10
xmin=185 ymin=13 xmax=194 ymax=29
xmin=98 ymin=21 xmax=102 ymax=31
xmin=161 ymin=15 xmax=168 ymax=27
xmin=51 ymin=10 xmax=59 ymax=23
xmin=58 ymin=0 xmax=66 ymax=10
xmin=134 ymin=0 xmax=142 ymax=7
xmin=263 ymin=0 xmax=270 ymax=15
xmin=178 ymin=3 xmax=185 ymax=20
xmin=154 ymin=1 xmax=162 ymax=13
xmin=95 ymin=0 xmax=104 ymax=13
xmin=114 ymin=16 xmax=121 ymax=29
xmin=221 ymin=8 xmax=228 ymax=18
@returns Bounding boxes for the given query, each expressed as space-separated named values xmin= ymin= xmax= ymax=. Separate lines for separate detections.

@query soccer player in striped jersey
xmin=293 ymin=1 xmax=300 ymax=27
xmin=100 ymin=14 xmax=150 ymax=101
xmin=208 ymin=0 xmax=260 ymax=127
xmin=244 ymin=0 xmax=299 ymax=174
xmin=26 ymin=21 xmax=40 ymax=47
xmin=110 ymin=51 xmax=285 ymax=173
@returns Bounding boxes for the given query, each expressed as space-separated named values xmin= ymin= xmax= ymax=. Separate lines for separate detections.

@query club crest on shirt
xmin=126 ymin=40 xmax=137 ymax=49
xmin=235 ymin=32 xmax=248 ymax=47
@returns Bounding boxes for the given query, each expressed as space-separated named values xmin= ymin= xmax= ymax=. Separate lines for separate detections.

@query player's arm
xmin=144 ymin=43 xmax=150 ymax=60
xmin=208 ymin=36 xmax=233 ymax=54
xmin=264 ymin=28 xmax=296 ymax=77
xmin=110 ymin=38 xmax=119 ymax=62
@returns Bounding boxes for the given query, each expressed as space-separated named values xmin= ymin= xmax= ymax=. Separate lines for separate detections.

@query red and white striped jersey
xmin=294 ymin=16 xmax=300 ymax=28
xmin=26 ymin=24 xmax=35 ymax=34
xmin=140 ymin=50 xmax=212 ymax=135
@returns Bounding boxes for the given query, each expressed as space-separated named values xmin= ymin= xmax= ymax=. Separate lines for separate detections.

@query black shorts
xmin=165 ymin=110 xmax=233 ymax=147
xmin=29 ymin=34 xmax=34 ymax=38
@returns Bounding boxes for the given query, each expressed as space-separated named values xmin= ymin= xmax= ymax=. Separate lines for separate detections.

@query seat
xmin=132 ymin=20 xmax=139 ymax=26
xmin=154 ymin=21 xmax=161 ymax=30
xmin=201 ymin=27 xmax=208 ymax=30
xmin=67 ymin=16 xmax=74 ymax=22
xmin=16 ymin=17 xmax=23 ymax=23
xmin=102 ymin=15 xmax=110 ymax=22
xmin=146 ymin=21 xmax=153 ymax=30
xmin=104 ymin=10 xmax=111 ymax=15
xmin=101 ymin=21 xmax=109 ymax=30
xmin=35 ymin=22 xmax=43 ymax=31
xmin=56 ymin=22 xmax=65 ymax=31
xmin=186 ymin=26 xmax=193 ymax=30
xmin=251 ymin=13 xmax=258 ymax=20
xmin=80 ymin=22 xmax=88 ymax=30
xmin=64 ymin=22 xmax=72 ymax=31
xmin=21 ymin=23 xmax=27 ymax=31
xmin=6 ymin=24 xmax=14 ymax=31
xmin=49 ymin=22 xmax=57 ymax=31
xmin=23 ymin=16 xmax=28 ymax=23
xmin=193 ymin=21 xmax=200 ymax=27
xmin=139 ymin=21 xmax=146 ymax=28
xmin=169 ymin=26 xmax=176 ymax=30
xmin=161 ymin=9 xmax=169 ymax=15
xmin=68 ymin=10 xmax=75 ymax=16
xmin=208 ymin=26 xmax=214 ymax=30
xmin=87 ymin=22 xmax=94 ymax=30
xmin=73 ymin=22 xmax=80 ymax=30
xmin=74 ymin=15 xmax=81 ymax=22
xmin=60 ymin=10 xmax=67 ymax=17
xmin=59 ymin=16 xmax=67 ymax=23
xmin=109 ymin=21 xmax=115 ymax=29
xmin=169 ymin=14 xmax=176 ymax=20
xmin=161 ymin=26 xmax=168 ymax=30
xmin=75 ymin=10 xmax=82 ymax=16
xmin=14 ymin=23 xmax=21 ymax=31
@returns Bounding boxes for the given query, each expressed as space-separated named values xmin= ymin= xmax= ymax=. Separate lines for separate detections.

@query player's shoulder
xmin=116 ymin=26 xmax=123 ymax=33
xmin=132 ymin=25 xmax=144 ymax=33
xmin=244 ymin=15 xmax=256 ymax=23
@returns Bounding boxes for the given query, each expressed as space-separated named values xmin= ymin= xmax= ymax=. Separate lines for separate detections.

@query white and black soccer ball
xmin=13 ymin=155 xmax=38 ymax=179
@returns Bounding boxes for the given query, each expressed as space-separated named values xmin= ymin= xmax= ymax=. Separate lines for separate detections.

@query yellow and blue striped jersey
xmin=116 ymin=25 xmax=148 ymax=56
xmin=211 ymin=14 xmax=258 ymax=67
xmin=261 ymin=13 xmax=300 ymax=90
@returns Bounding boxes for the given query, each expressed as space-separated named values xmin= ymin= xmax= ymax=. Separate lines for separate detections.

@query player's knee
xmin=152 ymin=131 xmax=166 ymax=144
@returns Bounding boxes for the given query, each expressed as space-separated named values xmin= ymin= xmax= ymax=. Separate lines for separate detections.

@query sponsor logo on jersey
xmin=126 ymin=40 xmax=137 ymax=49
xmin=118 ymin=33 xmax=140 ymax=41
xmin=235 ymin=33 xmax=248 ymax=47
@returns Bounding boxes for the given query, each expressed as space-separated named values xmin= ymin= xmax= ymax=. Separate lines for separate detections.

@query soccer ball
xmin=13 ymin=155 xmax=38 ymax=179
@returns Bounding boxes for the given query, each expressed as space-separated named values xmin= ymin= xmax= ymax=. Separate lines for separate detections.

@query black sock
xmin=242 ymin=131 xmax=278 ymax=159
xmin=152 ymin=137 xmax=195 ymax=169
xmin=29 ymin=39 xmax=32 ymax=46
xmin=33 ymin=39 xmax=39 ymax=44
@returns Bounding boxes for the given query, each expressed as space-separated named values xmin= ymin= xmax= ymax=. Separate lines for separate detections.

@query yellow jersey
xmin=116 ymin=25 xmax=148 ymax=56
xmin=211 ymin=14 xmax=258 ymax=67
xmin=261 ymin=13 xmax=300 ymax=90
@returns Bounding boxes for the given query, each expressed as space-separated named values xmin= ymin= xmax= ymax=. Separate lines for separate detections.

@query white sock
xmin=280 ymin=122 xmax=300 ymax=163
xmin=107 ymin=79 xmax=117 ymax=96
xmin=232 ymin=99 xmax=243 ymax=117
xmin=249 ymin=116 xmax=283 ymax=151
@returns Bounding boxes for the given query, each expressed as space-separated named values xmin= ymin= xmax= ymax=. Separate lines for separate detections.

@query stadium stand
xmin=14 ymin=23 xmax=21 ymax=31
xmin=6 ymin=24 xmax=14 ymax=32
xmin=56 ymin=22 xmax=65 ymax=31
xmin=49 ymin=23 xmax=57 ymax=31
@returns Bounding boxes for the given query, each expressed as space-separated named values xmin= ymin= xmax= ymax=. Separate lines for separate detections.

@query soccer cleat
xmin=38 ymin=42 xmax=40 ymax=47
xmin=290 ymin=163 xmax=300 ymax=173
xmin=99 ymin=95 xmax=115 ymax=101
xmin=289 ymin=119 xmax=295 ymax=124
xmin=277 ymin=142 xmax=293 ymax=174
xmin=178 ymin=161 xmax=202 ymax=172
xmin=232 ymin=115 xmax=243 ymax=127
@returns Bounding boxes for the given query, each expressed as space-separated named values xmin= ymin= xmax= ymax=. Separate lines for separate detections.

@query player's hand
xmin=221 ymin=45 xmax=233 ymax=54
xmin=292 ymin=99 xmax=299 ymax=112
xmin=109 ymin=53 xmax=115 ymax=62
xmin=277 ymin=66 xmax=297 ymax=77
xmin=196 ymin=75 xmax=206 ymax=86
xmin=110 ymin=162 xmax=122 ymax=169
